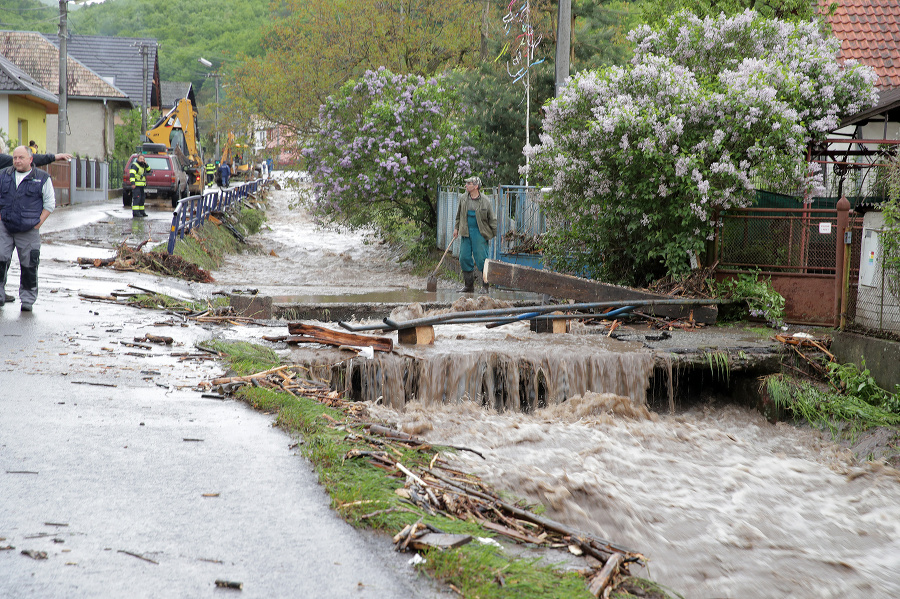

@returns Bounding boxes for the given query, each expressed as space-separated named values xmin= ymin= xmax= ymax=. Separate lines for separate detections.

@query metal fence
xmin=436 ymin=185 xmax=546 ymax=268
xmin=846 ymin=211 xmax=900 ymax=336
xmin=166 ymin=179 xmax=264 ymax=254
xmin=717 ymin=207 xmax=844 ymax=275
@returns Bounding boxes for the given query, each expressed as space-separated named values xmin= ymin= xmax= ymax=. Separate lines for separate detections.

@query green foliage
xmin=233 ymin=0 xmax=481 ymax=136
xmin=639 ymin=0 xmax=823 ymax=27
xmin=764 ymin=374 xmax=900 ymax=438
xmin=0 ymin=0 xmax=57 ymax=32
xmin=825 ymin=361 xmax=900 ymax=413
xmin=303 ymin=69 xmax=487 ymax=241
xmin=528 ymin=11 xmax=876 ymax=285
xmin=68 ymin=0 xmax=268 ymax=89
xmin=572 ymin=0 xmax=641 ymax=71
xmin=880 ymin=155 xmax=900 ymax=299
xmin=159 ymin=205 xmax=266 ymax=270
xmin=715 ymin=271 xmax=785 ymax=327
xmin=113 ymin=107 xmax=160 ymax=161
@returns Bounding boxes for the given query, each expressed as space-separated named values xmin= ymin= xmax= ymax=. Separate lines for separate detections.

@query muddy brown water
xmin=215 ymin=184 xmax=900 ymax=598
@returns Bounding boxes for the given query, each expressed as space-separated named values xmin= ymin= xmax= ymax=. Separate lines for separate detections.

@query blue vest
xmin=0 ymin=166 xmax=50 ymax=234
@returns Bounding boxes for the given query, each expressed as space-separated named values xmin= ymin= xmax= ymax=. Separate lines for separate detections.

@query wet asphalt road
xmin=0 ymin=200 xmax=441 ymax=598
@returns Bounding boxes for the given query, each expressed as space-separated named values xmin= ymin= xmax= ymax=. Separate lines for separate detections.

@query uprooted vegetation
xmin=76 ymin=199 xmax=267 ymax=281
xmin=198 ymin=339 xmax=681 ymax=599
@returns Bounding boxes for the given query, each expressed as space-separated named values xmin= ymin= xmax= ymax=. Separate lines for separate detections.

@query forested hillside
xmin=69 ymin=0 xmax=271 ymax=86
xmin=0 ymin=0 xmax=57 ymax=32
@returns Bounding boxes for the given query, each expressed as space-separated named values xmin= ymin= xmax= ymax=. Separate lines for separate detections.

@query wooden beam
xmin=483 ymin=260 xmax=717 ymax=323
xmin=286 ymin=322 xmax=393 ymax=352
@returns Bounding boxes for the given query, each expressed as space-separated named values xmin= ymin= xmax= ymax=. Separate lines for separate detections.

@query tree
xmin=526 ymin=10 xmax=877 ymax=285
xmin=302 ymin=69 xmax=488 ymax=242
xmin=233 ymin=0 xmax=481 ymax=137
xmin=639 ymin=0 xmax=824 ymax=26
xmin=113 ymin=107 xmax=161 ymax=160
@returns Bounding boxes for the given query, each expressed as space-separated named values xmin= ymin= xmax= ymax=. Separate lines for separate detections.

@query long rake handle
xmin=429 ymin=236 xmax=455 ymax=278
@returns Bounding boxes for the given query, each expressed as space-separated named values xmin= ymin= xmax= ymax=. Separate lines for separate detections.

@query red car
xmin=122 ymin=143 xmax=190 ymax=209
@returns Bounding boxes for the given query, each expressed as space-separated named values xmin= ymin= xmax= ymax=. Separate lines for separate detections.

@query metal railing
xmin=166 ymin=179 xmax=264 ymax=254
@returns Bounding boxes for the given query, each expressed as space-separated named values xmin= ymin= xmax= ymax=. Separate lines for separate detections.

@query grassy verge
xmin=202 ymin=339 xmax=679 ymax=599
xmin=151 ymin=205 xmax=266 ymax=272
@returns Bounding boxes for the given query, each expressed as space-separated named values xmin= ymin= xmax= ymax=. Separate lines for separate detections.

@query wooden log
xmin=398 ymin=325 xmax=435 ymax=345
xmin=138 ymin=334 xmax=174 ymax=345
xmin=588 ymin=553 xmax=625 ymax=597
xmin=287 ymin=322 xmax=393 ymax=353
xmin=77 ymin=257 xmax=116 ymax=266
xmin=483 ymin=259 xmax=717 ymax=324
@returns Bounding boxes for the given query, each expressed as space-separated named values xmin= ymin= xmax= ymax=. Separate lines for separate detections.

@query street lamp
xmin=198 ymin=57 xmax=219 ymax=159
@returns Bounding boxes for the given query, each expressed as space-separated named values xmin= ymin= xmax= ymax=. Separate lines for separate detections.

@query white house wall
xmin=46 ymin=99 xmax=115 ymax=158
xmin=0 ymin=97 xmax=8 ymax=150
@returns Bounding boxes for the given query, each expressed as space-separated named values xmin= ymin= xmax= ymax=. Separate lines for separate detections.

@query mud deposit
xmin=370 ymin=396 xmax=900 ymax=598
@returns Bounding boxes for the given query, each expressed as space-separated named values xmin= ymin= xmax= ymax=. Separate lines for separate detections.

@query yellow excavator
xmin=220 ymin=132 xmax=254 ymax=180
xmin=145 ymin=99 xmax=204 ymax=194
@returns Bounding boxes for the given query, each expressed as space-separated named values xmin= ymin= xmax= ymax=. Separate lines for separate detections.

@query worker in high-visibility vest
xmin=129 ymin=155 xmax=152 ymax=218
xmin=205 ymin=161 xmax=216 ymax=187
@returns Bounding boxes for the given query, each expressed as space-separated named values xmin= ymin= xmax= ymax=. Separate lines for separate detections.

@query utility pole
xmin=199 ymin=58 xmax=220 ymax=159
xmin=555 ymin=0 xmax=571 ymax=96
xmin=135 ymin=42 xmax=151 ymax=136
xmin=57 ymin=0 xmax=68 ymax=153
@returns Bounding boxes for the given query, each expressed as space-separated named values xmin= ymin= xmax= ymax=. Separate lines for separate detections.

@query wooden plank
xmin=398 ymin=325 xmax=435 ymax=345
xmin=408 ymin=533 xmax=473 ymax=550
xmin=477 ymin=519 xmax=545 ymax=545
xmin=483 ymin=260 xmax=717 ymax=323
xmin=530 ymin=312 xmax=569 ymax=334
xmin=287 ymin=322 xmax=393 ymax=352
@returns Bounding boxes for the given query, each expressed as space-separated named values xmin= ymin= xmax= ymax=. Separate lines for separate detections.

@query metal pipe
xmin=485 ymin=305 xmax=635 ymax=329
xmin=381 ymin=298 xmax=727 ymax=330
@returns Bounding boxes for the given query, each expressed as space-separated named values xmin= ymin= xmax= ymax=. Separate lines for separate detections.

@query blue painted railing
xmin=166 ymin=179 xmax=263 ymax=254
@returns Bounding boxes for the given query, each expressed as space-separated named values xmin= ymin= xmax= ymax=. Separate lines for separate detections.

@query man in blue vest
xmin=0 ymin=146 xmax=56 ymax=311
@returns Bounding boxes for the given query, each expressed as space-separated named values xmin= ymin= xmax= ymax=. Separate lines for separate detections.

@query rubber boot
xmin=480 ymin=277 xmax=490 ymax=294
xmin=133 ymin=209 xmax=141 ymax=218
xmin=0 ymin=261 xmax=9 ymax=306
xmin=458 ymin=271 xmax=475 ymax=293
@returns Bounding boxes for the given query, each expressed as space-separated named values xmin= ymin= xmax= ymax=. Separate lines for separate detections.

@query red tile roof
xmin=0 ymin=31 xmax=127 ymax=100
xmin=823 ymin=0 xmax=900 ymax=89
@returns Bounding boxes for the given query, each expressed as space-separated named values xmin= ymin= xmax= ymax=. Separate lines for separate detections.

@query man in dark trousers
xmin=0 ymin=146 xmax=57 ymax=311
xmin=129 ymin=154 xmax=152 ymax=218
xmin=219 ymin=161 xmax=231 ymax=188
xmin=0 ymin=148 xmax=70 ymax=303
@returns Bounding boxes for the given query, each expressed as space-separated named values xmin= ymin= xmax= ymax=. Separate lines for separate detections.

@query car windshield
xmin=142 ymin=156 xmax=171 ymax=170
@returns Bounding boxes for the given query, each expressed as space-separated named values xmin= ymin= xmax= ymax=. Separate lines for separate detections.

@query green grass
xmin=208 ymin=340 xmax=672 ymax=599
xmin=130 ymin=293 xmax=229 ymax=313
xmin=151 ymin=206 xmax=267 ymax=271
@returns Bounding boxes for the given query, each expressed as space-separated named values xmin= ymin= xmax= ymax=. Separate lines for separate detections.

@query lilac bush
xmin=526 ymin=10 xmax=878 ymax=284
xmin=303 ymin=68 xmax=488 ymax=240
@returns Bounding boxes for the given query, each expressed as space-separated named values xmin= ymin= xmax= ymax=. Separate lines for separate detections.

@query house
xmin=0 ymin=31 xmax=133 ymax=158
xmin=807 ymin=1 xmax=900 ymax=200
xmin=0 ymin=52 xmax=57 ymax=151
xmin=43 ymin=33 xmax=161 ymax=112
xmin=160 ymin=81 xmax=196 ymax=111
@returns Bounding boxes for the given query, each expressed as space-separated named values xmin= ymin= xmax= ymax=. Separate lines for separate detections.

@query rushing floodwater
xmin=216 ymin=183 xmax=900 ymax=598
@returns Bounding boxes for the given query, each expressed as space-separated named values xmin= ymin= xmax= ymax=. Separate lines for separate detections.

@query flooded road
xmin=212 ymin=182 xmax=900 ymax=598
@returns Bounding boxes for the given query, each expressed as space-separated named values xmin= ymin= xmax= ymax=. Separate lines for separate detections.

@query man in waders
xmin=452 ymin=175 xmax=497 ymax=293
xmin=129 ymin=154 xmax=151 ymax=218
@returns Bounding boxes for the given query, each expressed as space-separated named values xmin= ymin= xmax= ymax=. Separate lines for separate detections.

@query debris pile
xmin=77 ymin=240 xmax=214 ymax=283
xmin=207 ymin=364 xmax=645 ymax=597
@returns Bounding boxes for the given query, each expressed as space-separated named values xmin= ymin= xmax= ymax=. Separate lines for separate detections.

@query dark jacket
xmin=0 ymin=153 xmax=57 ymax=170
xmin=0 ymin=166 xmax=50 ymax=233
